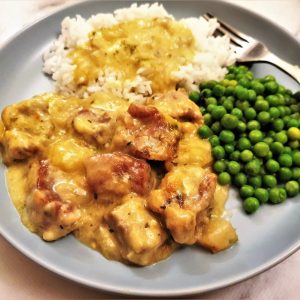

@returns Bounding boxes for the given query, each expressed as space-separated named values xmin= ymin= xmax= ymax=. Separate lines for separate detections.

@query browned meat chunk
xmin=105 ymin=194 xmax=168 ymax=265
xmin=72 ymin=109 xmax=116 ymax=147
xmin=84 ymin=152 xmax=154 ymax=201
xmin=112 ymin=103 xmax=180 ymax=161
xmin=25 ymin=160 xmax=82 ymax=241
xmin=146 ymin=90 xmax=203 ymax=124
xmin=147 ymin=165 xmax=217 ymax=245
xmin=0 ymin=96 xmax=53 ymax=164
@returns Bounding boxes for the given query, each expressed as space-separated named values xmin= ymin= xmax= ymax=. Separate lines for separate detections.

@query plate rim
xmin=0 ymin=0 xmax=300 ymax=296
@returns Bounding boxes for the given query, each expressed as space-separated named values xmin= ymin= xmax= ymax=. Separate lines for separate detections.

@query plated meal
xmin=0 ymin=0 xmax=299 ymax=277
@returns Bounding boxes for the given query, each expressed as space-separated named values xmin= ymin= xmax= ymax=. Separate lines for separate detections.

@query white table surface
xmin=0 ymin=0 xmax=300 ymax=299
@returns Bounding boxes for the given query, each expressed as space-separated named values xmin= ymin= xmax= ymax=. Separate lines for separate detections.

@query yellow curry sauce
xmin=69 ymin=18 xmax=196 ymax=92
xmin=1 ymin=90 xmax=237 ymax=266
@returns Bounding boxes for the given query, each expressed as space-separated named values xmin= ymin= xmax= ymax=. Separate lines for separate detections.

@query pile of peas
xmin=189 ymin=64 xmax=300 ymax=214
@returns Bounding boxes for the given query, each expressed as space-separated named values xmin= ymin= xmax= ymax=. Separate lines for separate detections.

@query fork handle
xmin=262 ymin=52 xmax=300 ymax=84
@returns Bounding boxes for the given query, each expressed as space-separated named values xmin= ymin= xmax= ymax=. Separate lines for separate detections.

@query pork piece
xmin=72 ymin=109 xmax=116 ymax=147
xmin=105 ymin=194 xmax=168 ymax=266
xmin=111 ymin=103 xmax=180 ymax=161
xmin=84 ymin=152 xmax=154 ymax=201
xmin=25 ymin=160 xmax=82 ymax=241
xmin=147 ymin=165 xmax=217 ymax=245
xmin=146 ymin=90 xmax=203 ymax=124
xmin=1 ymin=96 xmax=53 ymax=164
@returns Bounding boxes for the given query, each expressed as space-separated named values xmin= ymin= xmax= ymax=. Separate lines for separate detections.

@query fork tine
xmin=203 ymin=14 xmax=245 ymax=47
xmin=206 ymin=13 xmax=251 ymax=42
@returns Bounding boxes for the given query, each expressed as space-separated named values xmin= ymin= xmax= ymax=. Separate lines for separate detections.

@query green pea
xmin=219 ymin=130 xmax=235 ymax=144
xmin=244 ymin=108 xmax=257 ymax=120
xmin=257 ymin=111 xmax=271 ymax=125
xmin=236 ymin=100 xmax=250 ymax=111
xmin=264 ymin=81 xmax=279 ymax=94
xmin=253 ymin=142 xmax=270 ymax=157
xmin=203 ymin=113 xmax=212 ymax=125
xmin=230 ymin=150 xmax=241 ymax=161
xmin=189 ymin=91 xmax=201 ymax=102
xmin=205 ymin=97 xmax=218 ymax=106
xmin=223 ymin=100 xmax=233 ymax=111
xmin=235 ymin=85 xmax=248 ymax=100
xmin=278 ymin=154 xmax=293 ymax=167
xmin=255 ymin=100 xmax=269 ymax=112
xmin=238 ymin=137 xmax=251 ymax=151
xmin=227 ymin=161 xmax=241 ymax=175
xmin=246 ymin=121 xmax=260 ymax=131
xmin=228 ymin=80 xmax=238 ymax=87
xmin=240 ymin=150 xmax=254 ymax=162
xmin=221 ymin=114 xmax=239 ymax=129
xmin=292 ymin=151 xmax=300 ymax=166
xmin=200 ymin=80 xmax=217 ymax=89
xmin=207 ymin=104 xmax=217 ymax=113
xmin=272 ymin=119 xmax=284 ymax=132
xmin=292 ymin=168 xmax=300 ymax=180
xmin=290 ymin=103 xmax=300 ymax=113
xmin=199 ymin=107 xmax=206 ymax=114
xmin=270 ymin=142 xmax=284 ymax=155
xmin=263 ymin=175 xmax=277 ymax=188
xmin=209 ymin=135 xmax=220 ymax=147
xmin=243 ymin=197 xmax=260 ymax=214
xmin=287 ymin=127 xmax=300 ymax=141
xmin=254 ymin=188 xmax=269 ymax=204
xmin=283 ymin=116 xmax=291 ymax=126
xmin=265 ymin=159 xmax=280 ymax=173
xmin=289 ymin=140 xmax=299 ymax=150
xmin=278 ymin=106 xmax=287 ymax=117
xmin=213 ymin=160 xmax=227 ymax=173
xmin=247 ymin=89 xmax=257 ymax=102
xmin=285 ymin=181 xmax=299 ymax=197
xmin=213 ymin=84 xmax=225 ymax=97
xmin=286 ymin=119 xmax=299 ymax=129
xmin=224 ymin=144 xmax=235 ymax=154
xmin=266 ymin=95 xmax=280 ymax=107
xmin=278 ymin=167 xmax=293 ymax=182
xmin=218 ymin=172 xmax=231 ymax=185
xmin=200 ymin=88 xmax=212 ymax=99
xmin=197 ymin=125 xmax=213 ymax=138
xmin=225 ymin=86 xmax=235 ymax=96
xmin=251 ymin=80 xmax=265 ymax=95
xmin=269 ymin=107 xmax=280 ymax=119
xmin=231 ymin=108 xmax=243 ymax=119
xmin=239 ymin=78 xmax=251 ymax=88
xmin=268 ymin=130 xmax=276 ymax=138
xmin=284 ymin=106 xmax=291 ymax=116
xmin=240 ymin=185 xmax=255 ymax=199
xmin=212 ymin=145 xmax=225 ymax=159
xmin=261 ymin=75 xmax=276 ymax=83
xmin=211 ymin=121 xmax=222 ymax=134
xmin=234 ymin=173 xmax=247 ymax=187
xmin=282 ymin=146 xmax=292 ymax=154
xmin=236 ymin=121 xmax=247 ymax=133
xmin=264 ymin=137 xmax=273 ymax=145
xmin=249 ymin=130 xmax=264 ymax=144
xmin=211 ymin=106 xmax=226 ymax=120
xmin=245 ymin=160 xmax=261 ymax=176
xmin=248 ymin=176 xmax=262 ymax=188
xmin=269 ymin=187 xmax=287 ymax=204
xmin=275 ymin=131 xmax=288 ymax=144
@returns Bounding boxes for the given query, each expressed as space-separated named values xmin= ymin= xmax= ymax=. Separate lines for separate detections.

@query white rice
xmin=43 ymin=2 xmax=236 ymax=101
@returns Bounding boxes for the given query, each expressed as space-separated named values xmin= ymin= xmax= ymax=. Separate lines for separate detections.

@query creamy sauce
xmin=69 ymin=18 xmax=195 ymax=92
xmin=2 ymin=89 xmax=237 ymax=265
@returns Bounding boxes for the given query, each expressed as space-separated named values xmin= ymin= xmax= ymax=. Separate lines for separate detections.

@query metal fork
xmin=203 ymin=13 xmax=300 ymax=84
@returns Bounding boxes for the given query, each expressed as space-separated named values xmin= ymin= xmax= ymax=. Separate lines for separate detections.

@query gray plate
xmin=0 ymin=0 xmax=299 ymax=297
